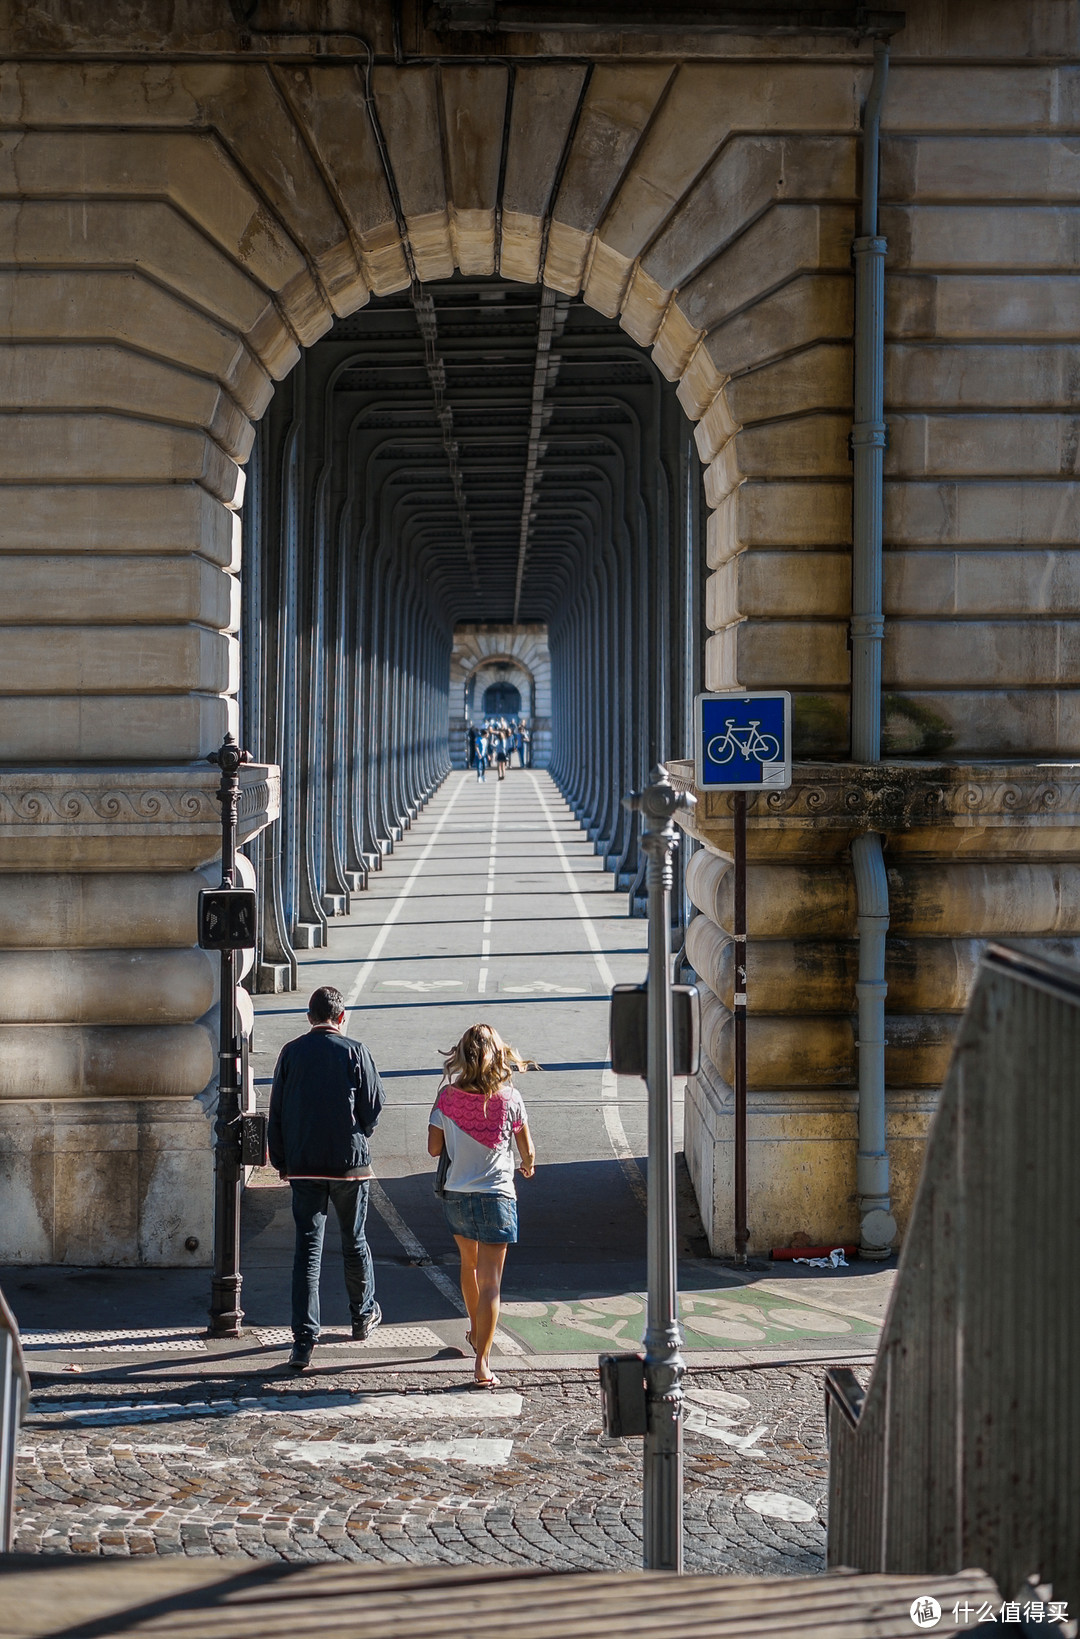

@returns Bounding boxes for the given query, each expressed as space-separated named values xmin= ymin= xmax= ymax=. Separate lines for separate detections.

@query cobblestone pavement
xmin=15 ymin=1366 xmax=833 ymax=1574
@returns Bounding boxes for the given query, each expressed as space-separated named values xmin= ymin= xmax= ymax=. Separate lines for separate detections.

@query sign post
xmin=694 ymin=693 xmax=792 ymax=1265
xmin=201 ymin=734 xmax=257 ymax=1339
xmin=621 ymin=765 xmax=697 ymax=1571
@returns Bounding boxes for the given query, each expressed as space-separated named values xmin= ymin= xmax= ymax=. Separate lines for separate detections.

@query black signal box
xmin=610 ymin=983 xmax=701 ymax=1078
xmin=198 ymin=888 xmax=257 ymax=951
xmin=599 ymin=1353 xmax=648 ymax=1437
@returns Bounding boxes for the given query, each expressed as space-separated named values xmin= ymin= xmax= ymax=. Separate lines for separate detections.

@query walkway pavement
xmin=7 ymin=769 xmax=895 ymax=1569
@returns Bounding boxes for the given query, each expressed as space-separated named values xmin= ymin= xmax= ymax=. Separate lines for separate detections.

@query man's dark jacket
xmin=268 ymin=1027 xmax=385 ymax=1178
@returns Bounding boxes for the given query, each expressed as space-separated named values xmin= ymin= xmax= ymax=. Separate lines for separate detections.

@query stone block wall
xmin=0 ymin=1 xmax=1077 ymax=1260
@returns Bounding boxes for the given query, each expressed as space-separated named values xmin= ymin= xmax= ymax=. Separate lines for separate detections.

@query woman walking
xmin=428 ymin=1024 xmax=536 ymax=1386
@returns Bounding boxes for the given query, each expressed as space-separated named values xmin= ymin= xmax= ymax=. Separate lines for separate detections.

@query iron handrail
xmin=0 ymin=1285 xmax=29 ymax=1553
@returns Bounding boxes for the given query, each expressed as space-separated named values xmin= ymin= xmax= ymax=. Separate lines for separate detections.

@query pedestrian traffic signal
xmin=198 ymin=888 xmax=257 ymax=950
xmin=609 ymin=983 xmax=700 ymax=1077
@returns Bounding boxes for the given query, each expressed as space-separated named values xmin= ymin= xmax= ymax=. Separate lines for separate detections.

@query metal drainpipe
xmin=851 ymin=37 xmax=897 ymax=1260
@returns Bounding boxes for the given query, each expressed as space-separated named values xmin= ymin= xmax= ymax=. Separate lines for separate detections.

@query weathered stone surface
xmin=884 ymin=204 xmax=1080 ymax=271
xmin=652 ymin=300 xmax=703 ymax=382
xmin=674 ymin=760 xmax=1080 ymax=863
xmin=0 ymin=482 xmax=239 ymax=565
xmin=0 ymin=766 xmax=279 ymax=870
xmin=603 ymin=65 xmax=860 ymax=269
xmin=0 ymin=555 xmax=237 ymax=629
xmin=0 ymin=199 xmax=299 ymax=376
xmin=0 ymin=1023 xmax=214 ymax=1100
xmin=685 ymin=1062 xmax=935 ymax=1254
xmin=709 ymin=482 xmax=851 ymax=564
xmin=276 ymin=64 xmax=400 ymax=297
xmin=701 ymin=275 xmax=854 ymax=385
xmin=0 ymin=271 xmax=273 ymax=418
xmin=883 ymin=135 xmax=1080 ymax=201
xmin=0 ymin=1096 xmax=213 ymax=1265
xmin=0 ymin=415 xmax=242 ymax=502
xmin=888 ymin=273 xmax=1080 ymax=340
xmin=885 ymin=619 xmax=1080 ymax=688
xmin=884 ymin=64 xmax=1070 ymax=130
xmin=643 ymin=136 xmax=855 ymax=297
xmin=500 ymin=65 xmax=586 ymax=285
xmin=0 ymin=948 xmax=215 ymax=1024
xmin=0 ymin=626 xmax=237 ymax=696
xmin=372 ymin=67 xmax=453 ymax=282
xmin=885 ymin=550 xmax=1080 ymax=616
xmin=727 ymin=343 xmax=852 ymax=426
xmin=708 ymin=619 xmax=849 ymax=689
xmin=708 ymin=552 xmax=850 ymax=627
xmin=0 ymin=343 xmax=254 ymax=460
xmin=442 ymin=65 xmax=508 ymax=278
xmin=679 ymin=206 xmax=854 ymax=336
xmin=887 ymin=412 xmax=1080 ymax=478
xmin=0 ymin=872 xmax=204 ymax=948
xmin=552 ymin=63 xmax=673 ymax=239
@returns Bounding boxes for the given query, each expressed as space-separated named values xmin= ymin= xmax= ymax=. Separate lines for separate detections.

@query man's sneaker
xmin=288 ymin=1342 xmax=314 ymax=1371
xmin=352 ymin=1302 xmax=382 ymax=1342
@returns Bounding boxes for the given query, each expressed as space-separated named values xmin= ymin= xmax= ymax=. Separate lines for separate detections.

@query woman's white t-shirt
xmin=429 ymin=1082 xmax=527 ymax=1197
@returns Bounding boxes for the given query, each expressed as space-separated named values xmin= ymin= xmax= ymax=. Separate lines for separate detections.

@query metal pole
xmin=624 ymin=764 xmax=696 ymax=1571
xmin=208 ymin=733 xmax=250 ymax=1338
xmin=733 ymin=792 xmax=748 ymax=1265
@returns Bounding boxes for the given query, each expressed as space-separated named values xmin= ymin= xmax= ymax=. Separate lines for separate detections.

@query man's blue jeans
xmin=290 ymin=1179 xmax=376 ymax=1346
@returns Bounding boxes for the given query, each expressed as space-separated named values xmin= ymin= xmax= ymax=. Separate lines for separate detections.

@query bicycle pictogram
xmin=706 ymin=718 xmax=782 ymax=767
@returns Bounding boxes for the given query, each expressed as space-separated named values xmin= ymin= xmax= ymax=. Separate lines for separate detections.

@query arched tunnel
xmin=242 ymin=276 xmax=703 ymax=989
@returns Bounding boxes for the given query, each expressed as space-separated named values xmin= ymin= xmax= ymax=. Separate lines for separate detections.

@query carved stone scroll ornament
xmin=666 ymin=758 xmax=1080 ymax=842
xmin=0 ymin=766 xmax=280 ymax=871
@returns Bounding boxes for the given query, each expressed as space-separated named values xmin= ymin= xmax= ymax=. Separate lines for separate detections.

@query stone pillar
xmin=671 ymin=761 xmax=1080 ymax=1254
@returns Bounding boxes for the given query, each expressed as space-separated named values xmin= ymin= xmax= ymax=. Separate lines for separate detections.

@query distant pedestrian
xmin=466 ymin=724 xmax=479 ymax=769
xmin=268 ymin=986 xmax=386 ymax=1371
xmin=495 ymin=727 xmax=508 ymax=780
xmin=428 ymin=1024 xmax=536 ymax=1387
xmin=475 ymin=729 xmax=489 ymax=781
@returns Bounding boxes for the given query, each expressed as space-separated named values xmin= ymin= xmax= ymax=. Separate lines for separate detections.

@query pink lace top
xmin=430 ymin=1082 xmax=528 ymax=1196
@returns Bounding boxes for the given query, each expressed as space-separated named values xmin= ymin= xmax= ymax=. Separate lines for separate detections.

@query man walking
xmin=268 ymin=985 xmax=385 ymax=1370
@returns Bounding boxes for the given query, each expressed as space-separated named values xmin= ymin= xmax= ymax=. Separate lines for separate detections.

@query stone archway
xmin=450 ymin=626 xmax=552 ymax=766
xmin=2 ymin=3 xmax=1078 ymax=1263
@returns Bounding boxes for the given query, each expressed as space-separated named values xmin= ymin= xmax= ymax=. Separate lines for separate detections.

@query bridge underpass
xmin=2 ymin=5 xmax=1078 ymax=1282
xmin=240 ymin=275 xmax=703 ymax=993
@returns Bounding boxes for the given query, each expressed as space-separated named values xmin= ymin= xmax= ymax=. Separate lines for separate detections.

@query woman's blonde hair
xmin=442 ymin=1023 xmax=537 ymax=1101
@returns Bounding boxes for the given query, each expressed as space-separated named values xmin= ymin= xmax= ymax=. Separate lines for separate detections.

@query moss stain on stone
xmin=793 ymin=695 xmax=847 ymax=757
xmin=881 ymin=694 xmax=956 ymax=756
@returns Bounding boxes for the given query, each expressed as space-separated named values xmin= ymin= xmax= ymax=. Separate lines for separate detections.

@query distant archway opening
xmin=483 ymin=683 xmax=522 ymax=718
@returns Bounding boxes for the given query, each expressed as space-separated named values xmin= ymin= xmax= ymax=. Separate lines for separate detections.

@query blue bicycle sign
xmin=694 ymin=692 xmax=792 ymax=790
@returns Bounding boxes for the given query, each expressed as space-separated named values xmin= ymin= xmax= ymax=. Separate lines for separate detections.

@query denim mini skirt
xmin=443 ymin=1190 xmax=518 ymax=1244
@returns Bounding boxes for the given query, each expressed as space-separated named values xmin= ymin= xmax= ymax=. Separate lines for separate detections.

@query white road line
xmin=477 ymin=779 xmax=500 ymax=994
xmin=368 ymin=1181 xmax=467 ymax=1315
xmin=343 ymin=777 xmax=468 ymax=1012
xmin=275 ymin=1437 xmax=514 ymax=1466
xmin=601 ymin=1068 xmax=649 ymax=1213
xmin=528 ymin=775 xmax=617 ymax=990
xmin=530 ymin=775 xmax=649 ymax=1211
